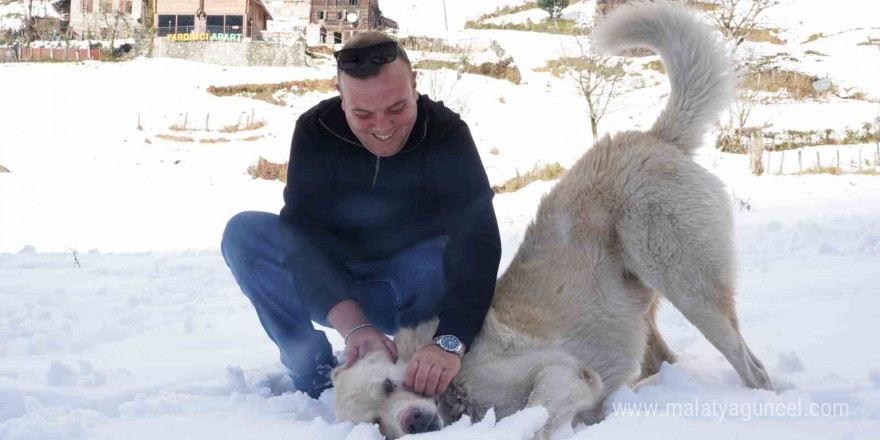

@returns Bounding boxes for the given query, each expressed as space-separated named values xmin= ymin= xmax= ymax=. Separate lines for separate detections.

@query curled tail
xmin=591 ymin=1 xmax=733 ymax=153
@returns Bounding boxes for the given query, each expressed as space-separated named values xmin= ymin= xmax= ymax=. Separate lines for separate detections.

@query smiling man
xmin=221 ymin=32 xmax=501 ymax=399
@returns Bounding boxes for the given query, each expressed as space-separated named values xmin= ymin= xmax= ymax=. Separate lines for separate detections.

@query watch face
xmin=439 ymin=335 xmax=460 ymax=351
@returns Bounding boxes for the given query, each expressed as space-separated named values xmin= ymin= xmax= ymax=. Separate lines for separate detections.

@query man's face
xmin=339 ymin=60 xmax=419 ymax=157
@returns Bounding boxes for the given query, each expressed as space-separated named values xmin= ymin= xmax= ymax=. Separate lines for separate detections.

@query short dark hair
xmin=336 ymin=31 xmax=412 ymax=79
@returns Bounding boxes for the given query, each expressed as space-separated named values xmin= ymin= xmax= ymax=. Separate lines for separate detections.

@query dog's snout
xmin=402 ymin=408 xmax=440 ymax=434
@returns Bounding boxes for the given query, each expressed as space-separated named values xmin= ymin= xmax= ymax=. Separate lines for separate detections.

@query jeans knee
xmin=221 ymin=211 xmax=265 ymax=267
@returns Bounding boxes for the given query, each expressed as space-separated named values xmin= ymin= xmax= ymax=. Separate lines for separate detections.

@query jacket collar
xmin=318 ymin=94 xmax=429 ymax=154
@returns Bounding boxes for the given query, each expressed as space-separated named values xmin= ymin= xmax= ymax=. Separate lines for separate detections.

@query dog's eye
xmin=383 ymin=378 xmax=395 ymax=395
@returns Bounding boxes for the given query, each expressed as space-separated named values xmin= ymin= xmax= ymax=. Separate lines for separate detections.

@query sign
xmin=168 ymin=33 xmax=243 ymax=43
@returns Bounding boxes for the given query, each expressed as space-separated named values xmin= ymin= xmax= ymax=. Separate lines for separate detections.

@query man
xmin=221 ymin=32 xmax=501 ymax=399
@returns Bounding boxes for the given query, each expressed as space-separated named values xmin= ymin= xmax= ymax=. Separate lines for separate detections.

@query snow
xmin=3 ymin=0 xmax=880 ymax=438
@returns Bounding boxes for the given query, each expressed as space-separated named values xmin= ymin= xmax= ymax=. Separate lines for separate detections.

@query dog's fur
xmin=332 ymin=2 xmax=773 ymax=437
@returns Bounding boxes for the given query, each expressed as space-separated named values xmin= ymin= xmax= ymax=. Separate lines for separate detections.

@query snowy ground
xmin=3 ymin=0 xmax=880 ymax=438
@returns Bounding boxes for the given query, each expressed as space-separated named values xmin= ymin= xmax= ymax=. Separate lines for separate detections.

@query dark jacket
xmin=279 ymin=94 xmax=501 ymax=350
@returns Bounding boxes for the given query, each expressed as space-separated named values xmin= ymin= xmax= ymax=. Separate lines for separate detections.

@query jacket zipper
xmin=372 ymin=155 xmax=380 ymax=187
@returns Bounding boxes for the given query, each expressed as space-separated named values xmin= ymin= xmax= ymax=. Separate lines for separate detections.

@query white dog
xmin=332 ymin=2 xmax=773 ymax=438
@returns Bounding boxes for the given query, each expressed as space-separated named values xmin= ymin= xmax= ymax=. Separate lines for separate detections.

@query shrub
xmin=247 ymin=157 xmax=287 ymax=182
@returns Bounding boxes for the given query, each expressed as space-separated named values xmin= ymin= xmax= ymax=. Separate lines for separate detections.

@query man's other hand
xmin=403 ymin=344 xmax=461 ymax=396
xmin=345 ymin=325 xmax=398 ymax=367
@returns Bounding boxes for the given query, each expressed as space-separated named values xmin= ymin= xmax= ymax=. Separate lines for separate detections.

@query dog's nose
xmin=402 ymin=408 xmax=441 ymax=434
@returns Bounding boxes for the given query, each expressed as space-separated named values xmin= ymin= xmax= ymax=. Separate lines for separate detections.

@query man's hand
xmin=328 ymin=299 xmax=398 ymax=367
xmin=403 ymin=344 xmax=461 ymax=396
xmin=345 ymin=325 xmax=397 ymax=367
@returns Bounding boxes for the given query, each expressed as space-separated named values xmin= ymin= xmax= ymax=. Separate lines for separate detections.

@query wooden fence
xmin=0 ymin=47 xmax=100 ymax=62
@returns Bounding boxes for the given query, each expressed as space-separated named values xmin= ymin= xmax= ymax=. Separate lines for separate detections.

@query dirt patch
xmin=156 ymin=134 xmax=195 ymax=142
xmin=207 ymin=79 xmax=336 ymax=106
xmin=415 ymin=57 xmax=522 ymax=84
xmin=199 ymin=138 xmax=231 ymax=144
xmin=748 ymin=28 xmax=786 ymax=45
xmin=492 ymin=163 xmax=565 ymax=194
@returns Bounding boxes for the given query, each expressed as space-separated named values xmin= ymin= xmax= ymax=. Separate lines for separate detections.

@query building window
xmin=349 ymin=0 xmax=357 ymax=5
xmin=177 ymin=14 xmax=195 ymax=33
xmin=121 ymin=0 xmax=132 ymax=14
xmin=157 ymin=14 xmax=175 ymax=36
xmin=207 ymin=15 xmax=223 ymax=33
xmin=81 ymin=0 xmax=93 ymax=13
xmin=334 ymin=31 xmax=342 ymax=44
xmin=317 ymin=10 xmax=325 ymax=20
xmin=337 ymin=10 xmax=344 ymax=20
xmin=225 ymin=15 xmax=243 ymax=34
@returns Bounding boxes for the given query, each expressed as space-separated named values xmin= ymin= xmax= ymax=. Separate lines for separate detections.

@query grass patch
xmin=740 ymin=69 xmax=823 ymax=100
xmin=156 ymin=134 xmax=195 ymax=142
xmin=535 ymin=57 xmax=628 ymax=80
xmin=642 ymin=59 xmax=665 ymax=74
xmin=792 ymin=165 xmax=844 ymax=176
xmin=492 ymin=163 xmax=565 ymax=194
xmin=398 ymin=36 xmax=474 ymax=54
xmin=470 ymin=2 xmax=538 ymax=22
xmin=247 ymin=157 xmax=287 ymax=182
xmin=413 ymin=59 xmax=459 ymax=70
xmin=199 ymin=138 xmax=230 ymax=144
xmin=804 ymin=50 xmax=829 ymax=56
xmin=856 ymin=37 xmax=880 ymax=47
xmin=803 ymin=33 xmax=825 ymax=43
xmin=242 ymin=135 xmax=265 ymax=142
xmin=207 ymin=79 xmax=336 ymax=106
xmin=415 ymin=57 xmax=522 ymax=84
xmin=220 ymin=119 xmax=267 ymax=133
xmin=686 ymin=1 xmax=720 ymax=12
xmin=465 ymin=18 xmax=585 ymax=36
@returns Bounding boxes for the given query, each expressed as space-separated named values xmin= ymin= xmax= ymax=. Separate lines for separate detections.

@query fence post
xmin=799 ymin=150 xmax=803 ymax=173
xmin=749 ymin=131 xmax=764 ymax=176
xmin=817 ymin=151 xmax=821 ymax=170
xmin=859 ymin=148 xmax=863 ymax=171
xmin=779 ymin=150 xmax=785 ymax=175
xmin=837 ymin=149 xmax=840 ymax=171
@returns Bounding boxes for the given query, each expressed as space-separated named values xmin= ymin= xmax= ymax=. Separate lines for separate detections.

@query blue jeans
xmin=221 ymin=211 xmax=448 ymax=396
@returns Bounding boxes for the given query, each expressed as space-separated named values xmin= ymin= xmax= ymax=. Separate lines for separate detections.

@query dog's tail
xmin=591 ymin=1 xmax=733 ymax=153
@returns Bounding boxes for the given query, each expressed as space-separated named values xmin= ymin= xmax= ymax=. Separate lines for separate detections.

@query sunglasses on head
xmin=334 ymin=41 xmax=399 ymax=72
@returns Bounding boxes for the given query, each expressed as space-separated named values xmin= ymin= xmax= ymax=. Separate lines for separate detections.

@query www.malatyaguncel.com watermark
xmin=611 ymin=398 xmax=849 ymax=421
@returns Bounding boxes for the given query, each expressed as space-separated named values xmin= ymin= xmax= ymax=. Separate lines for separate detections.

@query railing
xmin=157 ymin=26 xmax=243 ymax=37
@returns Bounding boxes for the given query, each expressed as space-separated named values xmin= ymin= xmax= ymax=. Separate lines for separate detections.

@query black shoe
xmin=290 ymin=349 xmax=338 ymax=399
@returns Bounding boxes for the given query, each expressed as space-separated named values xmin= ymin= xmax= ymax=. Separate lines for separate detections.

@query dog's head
xmin=332 ymin=350 xmax=440 ymax=438
xmin=332 ymin=320 xmax=442 ymax=438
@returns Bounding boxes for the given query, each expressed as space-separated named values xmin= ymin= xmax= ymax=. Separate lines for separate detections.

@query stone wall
xmin=143 ymin=36 xmax=310 ymax=67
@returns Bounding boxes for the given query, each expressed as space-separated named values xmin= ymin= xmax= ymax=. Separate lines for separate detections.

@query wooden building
xmin=309 ymin=0 xmax=396 ymax=44
xmin=155 ymin=0 xmax=273 ymax=39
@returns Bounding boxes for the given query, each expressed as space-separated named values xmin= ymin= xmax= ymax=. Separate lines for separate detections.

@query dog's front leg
xmin=527 ymin=363 xmax=603 ymax=440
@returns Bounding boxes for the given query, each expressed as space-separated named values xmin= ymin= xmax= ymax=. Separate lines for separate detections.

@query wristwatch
xmin=433 ymin=335 xmax=465 ymax=358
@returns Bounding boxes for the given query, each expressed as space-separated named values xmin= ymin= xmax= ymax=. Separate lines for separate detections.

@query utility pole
xmin=442 ymin=0 xmax=448 ymax=31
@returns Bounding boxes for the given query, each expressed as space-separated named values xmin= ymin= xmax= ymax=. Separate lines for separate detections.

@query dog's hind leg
xmin=527 ymin=362 xmax=603 ymax=439
xmin=635 ymin=295 xmax=677 ymax=383
xmin=620 ymin=198 xmax=772 ymax=391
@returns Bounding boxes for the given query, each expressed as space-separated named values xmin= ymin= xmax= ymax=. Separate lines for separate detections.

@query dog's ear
xmin=394 ymin=318 xmax=439 ymax=362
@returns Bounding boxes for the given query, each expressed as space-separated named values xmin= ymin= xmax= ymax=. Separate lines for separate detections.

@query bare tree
xmin=101 ymin=3 xmax=130 ymax=58
xmin=719 ymin=52 xmax=762 ymax=152
xmin=560 ymin=34 xmax=627 ymax=142
xmin=698 ymin=0 xmax=780 ymax=57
